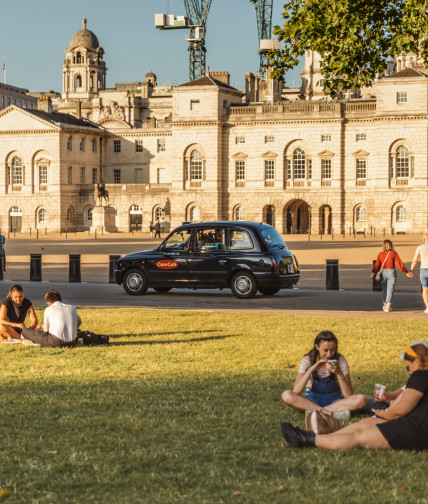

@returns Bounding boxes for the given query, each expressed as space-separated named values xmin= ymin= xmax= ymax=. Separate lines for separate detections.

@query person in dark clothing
xmin=0 ymin=284 xmax=38 ymax=341
xmin=0 ymin=233 xmax=5 ymax=271
xmin=154 ymin=220 xmax=161 ymax=239
xmin=281 ymin=342 xmax=428 ymax=451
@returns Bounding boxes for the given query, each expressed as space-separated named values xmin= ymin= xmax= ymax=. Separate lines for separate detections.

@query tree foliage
xmin=250 ymin=0 xmax=427 ymax=97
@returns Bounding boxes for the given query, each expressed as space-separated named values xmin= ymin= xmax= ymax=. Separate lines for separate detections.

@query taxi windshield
xmin=260 ymin=228 xmax=286 ymax=249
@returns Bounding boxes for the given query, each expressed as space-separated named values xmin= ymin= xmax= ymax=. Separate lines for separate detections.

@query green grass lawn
xmin=1 ymin=309 xmax=427 ymax=503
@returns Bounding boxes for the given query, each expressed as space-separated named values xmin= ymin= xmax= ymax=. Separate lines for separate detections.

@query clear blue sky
xmin=0 ymin=0 xmax=302 ymax=92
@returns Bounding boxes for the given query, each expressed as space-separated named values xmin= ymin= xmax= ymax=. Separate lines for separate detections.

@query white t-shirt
xmin=413 ymin=244 xmax=428 ymax=269
xmin=43 ymin=301 xmax=82 ymax=342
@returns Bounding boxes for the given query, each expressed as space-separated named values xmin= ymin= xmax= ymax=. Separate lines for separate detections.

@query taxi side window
xmin=230 ymin=229 xmax=254 ymax=250
xmin=195 ymin=228 xmax=226 ymax=252
xmin=164 ymin=230 xmax=192 ymax=251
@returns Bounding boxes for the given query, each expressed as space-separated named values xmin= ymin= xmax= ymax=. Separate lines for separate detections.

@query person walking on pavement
xmin=408 ymin=232 xmax=428 ymax=313
xmin=0 ymin=232 xmax=5 ymax=271
xmin=371 ymin=239 xmax=412 ymax=312
xmin=154 ymin=220 xmax=161 ymax=239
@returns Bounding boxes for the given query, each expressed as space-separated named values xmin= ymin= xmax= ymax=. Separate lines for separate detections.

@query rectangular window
xmin=135 ymin=140 xmax=143 ymax=153
xmin=80 ymin=138 xmax=85 ymax=152
xmin=113 ymin=140 xmax=121 ymax=153
xmin=12 ymin=166 xmax=23 ymax=185
xmin=307 ymin=159 xmax=312 ymax=180
xmin=157 ymin=138 xmax=166 ymax=152
xmin=135 ymin=168 xmax=143 ymax=184
xmin=396 ymin=92 xmax=407 ymax=103
xmin=157 ymin=168 xmax=165 ymax=184
xmin=92 ymin=168 xmax=98 ymax=184
xmin=190 ymin=99 xmax=200 ymax=110
xmin=235 ymin=135 xmax=245 ymax=144
xmin=113 ymin=169 xmax=121 ymax=184
xmin=235 ymin=160 xmax=246 ymax=181
xmin=287 ymin=159 xmax=292 ymax=180
xmin=356 ymin=133 xmax=366 ymax=141
xmin=67 ymin=136 xmax=73 ymax=150
xmin=67 ymin=166 xmax=73 ymax=184
xmin=92 ymin=139 xmax=97 ymax=153
xmin=265 ymin=135 xmax=274 ymax=143
xmin=321 ymin=134 xmax=331 ymax=142
xmin=321 ymin=159 xmax=331 ymax=179
xmin=264 ymin=160 xmax=275 ymax=180
xmin=356 ymin=159 xmax=367 ymax=179
xmin=39 ymin=166 xmax=48 ymax=185
xmin=80 ymin=167 xmax=86 ymax=184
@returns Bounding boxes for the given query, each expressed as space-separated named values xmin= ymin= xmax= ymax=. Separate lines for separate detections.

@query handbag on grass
xmin=372 ymin=252 xmax=390 ymax=281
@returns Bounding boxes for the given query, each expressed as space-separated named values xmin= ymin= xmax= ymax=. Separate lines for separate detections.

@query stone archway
xmin=263 ymin=205 xmax=275 ymax=226
xmin=319 ymin=205 xmax=332 ymax=234
xmin=283 ymin=200 xmax=310 ymax=234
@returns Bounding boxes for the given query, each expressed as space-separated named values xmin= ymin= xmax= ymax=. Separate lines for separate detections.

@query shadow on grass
xmin=109 ymin=332 xmax=238 ymax=346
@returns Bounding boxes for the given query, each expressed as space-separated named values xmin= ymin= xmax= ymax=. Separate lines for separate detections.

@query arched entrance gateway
xmin=319 ymin=205 xmax=332 ymax=234
xmin=9 ymin=207 xmax=22 ymax=232
xmin=283 ymin=200 xmax=311 ymax=234
xmin=263 ymin=205 xmax=275 ymax=226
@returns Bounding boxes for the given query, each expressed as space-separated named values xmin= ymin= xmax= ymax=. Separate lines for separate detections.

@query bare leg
xmin=422 ymin=286 xmax=428 ymax=310
xmin=0 ymin=324 xmax=21 ymax=341
xmin=282 ymin=390 xmax=323 ymax=413
xmin=324 ymin=394 xmax=367 ymax=413
xmin=316 ymin=425 xmax=391 ymax=450
xmin=331 ymin=417 xmax=386 ymax=435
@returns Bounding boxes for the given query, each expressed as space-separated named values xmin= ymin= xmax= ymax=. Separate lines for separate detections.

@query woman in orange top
xmin=371 ymin=239 xmax=412 ymax=312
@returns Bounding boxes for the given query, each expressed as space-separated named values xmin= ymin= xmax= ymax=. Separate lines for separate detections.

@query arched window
xmin=293 ymin=148 xmax=305 ymax=179
xmin=396 ymin=146 xmax=409 ymax=178
xmin=76 ymin=75 xmax=82 ymax=88
xmin=155 ymin=207 xmax=165 ymax=222
xmin=396 ymin=205 xmax=407 ymax=221
xmin=38 ymin=208 xmax=47 ymax=223
xmin=66 ymin=208 xmax=73 ymax=223
xmin=11 ymin=156 xmax=23 ymax=185
xmin=76 ymin=52 xmax=82 ymax=64
xmin=131 ymin=204 xmax=142 ymax=213
xmin=235 ymin=206 xmax=245 ymax=221
xmin=356 ymin=206 xmax=366 ymax=222
xmin=190 ymin=150 xmax=203 ymax=180
xmin=86 ymin=207 xmax=93 ymax=224
xmin=190 ymin=206 xmax=200 ymax=222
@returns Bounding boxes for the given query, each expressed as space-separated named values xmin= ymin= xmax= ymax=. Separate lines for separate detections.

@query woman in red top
xmin=371 ymin=239 xmax=412 ymax=312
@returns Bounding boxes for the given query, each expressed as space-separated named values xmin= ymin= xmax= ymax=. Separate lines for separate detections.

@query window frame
xmin=113 ymin=140 xmax=121 ymax=153
xmin=113 ymin=169 xmax=121 ymax=184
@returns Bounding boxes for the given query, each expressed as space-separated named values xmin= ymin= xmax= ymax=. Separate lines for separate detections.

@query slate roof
xmin=178 ymin=75 xmax=239 ymax=91
xmin=385 ymin=67 xmax=428 ymax=79
xmin=29 ymin=109 xmax=101 ymax=129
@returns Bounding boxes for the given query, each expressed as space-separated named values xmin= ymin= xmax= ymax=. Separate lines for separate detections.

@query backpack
xmin=77 ymin=329 xmax=109 ymax=346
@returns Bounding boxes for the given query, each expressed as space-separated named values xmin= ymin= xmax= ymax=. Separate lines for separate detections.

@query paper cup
xmin=373 ymin=383 xmax=386 ymax=400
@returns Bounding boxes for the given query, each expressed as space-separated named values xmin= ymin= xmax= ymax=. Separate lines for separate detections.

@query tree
xmin=250 ymin=0 xmax=427 ymax=98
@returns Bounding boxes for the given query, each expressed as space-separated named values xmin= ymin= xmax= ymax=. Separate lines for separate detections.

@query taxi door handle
xmin=218 ymin=260 xmax=227 ymax=265
xmin=177 ymin=259 xmax=187 ymax=264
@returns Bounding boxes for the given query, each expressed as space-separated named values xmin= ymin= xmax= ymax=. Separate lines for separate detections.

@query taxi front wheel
xmin=123 ymin=268 xmax=148 ymax=295
xmin=230 ymin=271 xmax=257 ymax=299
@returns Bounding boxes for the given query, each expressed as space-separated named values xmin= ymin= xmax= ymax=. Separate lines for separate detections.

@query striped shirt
xmin=298 ymin=354 xmax=350 ymax=386
xmin=0 ymin=235 xmax=5 ymax=255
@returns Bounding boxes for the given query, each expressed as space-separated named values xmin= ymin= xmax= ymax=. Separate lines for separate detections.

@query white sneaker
xmin=331 ymin=410 xmax=351 ymax=421
xmin=424 ymin=309 xmax=428 ymax=314
xmin=383 ymin=304 xmax=388 ymax=312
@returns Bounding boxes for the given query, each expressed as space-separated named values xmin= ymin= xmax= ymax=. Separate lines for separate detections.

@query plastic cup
xmin=373 ymin=383 xmax=386 ymax=401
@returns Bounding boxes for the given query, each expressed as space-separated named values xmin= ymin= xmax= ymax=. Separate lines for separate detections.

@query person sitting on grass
xmin=21 ymin=290 xmax=82 ymax=347
xmin=281 ymin=342 xmax=428 ymax=451
xmin=282 ymin=331 xmax=366 ymax=421
xmin=0 ymin=284 xmax=38 ymax=342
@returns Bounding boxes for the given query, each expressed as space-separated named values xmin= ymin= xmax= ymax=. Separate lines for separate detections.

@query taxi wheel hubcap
xmin=235 ymin=275 xmax=252 ymax=294
xmin=127 ymin=273 xmax=143 ymax=291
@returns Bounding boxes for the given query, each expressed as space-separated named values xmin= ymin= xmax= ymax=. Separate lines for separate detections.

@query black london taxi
xmin=115 ymin=221 xmax=299 ymax=298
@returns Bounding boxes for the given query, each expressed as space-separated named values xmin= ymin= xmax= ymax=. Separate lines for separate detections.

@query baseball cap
xmin=399 ymin=340 xmax=428 ymax=359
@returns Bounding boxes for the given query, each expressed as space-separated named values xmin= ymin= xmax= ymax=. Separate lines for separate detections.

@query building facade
xmin=0 ymin=19 xmax=427 ymax=234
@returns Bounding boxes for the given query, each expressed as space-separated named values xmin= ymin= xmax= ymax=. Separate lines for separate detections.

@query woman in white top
xmin=282 ymin=331 xmax=366 ymax=419
xmin=409 ymin=233 xmax=428 ymax=313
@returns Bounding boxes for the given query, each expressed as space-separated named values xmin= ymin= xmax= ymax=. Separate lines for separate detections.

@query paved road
xmin=2 ymin=281 xmax=426 ymax=320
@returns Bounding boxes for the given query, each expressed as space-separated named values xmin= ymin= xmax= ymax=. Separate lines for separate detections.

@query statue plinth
xmin=90 ymin=206 xmax=118 ymax=233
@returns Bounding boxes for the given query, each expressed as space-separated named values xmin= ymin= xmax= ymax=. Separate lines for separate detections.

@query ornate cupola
xmin=61 ymin=16 xmax=107 ymax=100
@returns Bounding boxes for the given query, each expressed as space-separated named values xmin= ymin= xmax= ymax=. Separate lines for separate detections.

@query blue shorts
xmin=305 ymin=389 xmax=343 ymax=407
xmin=420 ymin=268 xmax=428 ymax=288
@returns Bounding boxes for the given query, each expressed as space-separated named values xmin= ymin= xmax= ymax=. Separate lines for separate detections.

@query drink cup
xmin=373 ymin=383 xmax=386 ymax=401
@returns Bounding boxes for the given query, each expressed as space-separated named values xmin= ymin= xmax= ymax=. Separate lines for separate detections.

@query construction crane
xmin=155 ymin=1 xmax=213 ymax=81
xmin=254 ymin=0 xmax=279 ymax=81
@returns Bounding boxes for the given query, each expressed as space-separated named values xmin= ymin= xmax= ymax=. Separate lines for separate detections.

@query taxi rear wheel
xmin=230 ymin=271 xmax=258 ymax=299
xmin=123 ymin=268 xmax=148 ymax=295
xmin=258 ymin=286 xmax=280 ymax=295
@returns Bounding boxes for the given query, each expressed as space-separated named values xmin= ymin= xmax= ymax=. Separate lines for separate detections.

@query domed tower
xmin=62 ymin=16 xmax=107 ymax=100
xmin=145 ymin=70 xmax=157 ymax=86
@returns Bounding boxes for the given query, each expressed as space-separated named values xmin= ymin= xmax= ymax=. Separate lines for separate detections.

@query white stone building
xmin=0 ymin=18 xmax=426 ymax=234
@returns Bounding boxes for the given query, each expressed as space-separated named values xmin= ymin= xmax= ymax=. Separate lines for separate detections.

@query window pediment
xmin=261 ymin=151 xmax=277 ymax=159
xmin=318 ymin=150 xmax=334 ymax=158
xmin=36 ymin=157 xmax=51 ymax=165
xmin=352 ymin=149 xmax=369 ymax=157
xmin=232 ymin=151 xmax=248 ymax=159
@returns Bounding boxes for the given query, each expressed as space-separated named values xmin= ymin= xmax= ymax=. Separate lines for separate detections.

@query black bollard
xmin=372 ymin=260 xmax=382 ymax=291
xmin=326 ymin=259 xmax=339 ymax=290
xmin=109 ymin=255 xmax=121 ymax=283
xmin=69 ymin=254 xmax=81 ymax=283
xmin=30 ymin=254 xmax=42 ymax=281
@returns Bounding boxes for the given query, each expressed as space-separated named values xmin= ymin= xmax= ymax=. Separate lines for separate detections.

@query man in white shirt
xmin=22 ymin=290 xmax=82 ymax=347
xmin=409 ymin=233 xmax=428 ymax=313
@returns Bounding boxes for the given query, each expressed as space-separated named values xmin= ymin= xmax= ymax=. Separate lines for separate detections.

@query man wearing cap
xmin=409 ymin=232 xmax=428 ymax=313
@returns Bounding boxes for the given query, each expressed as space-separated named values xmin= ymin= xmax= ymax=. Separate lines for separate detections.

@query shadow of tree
xmin=109 ymin=332 xmax=237 ymax=346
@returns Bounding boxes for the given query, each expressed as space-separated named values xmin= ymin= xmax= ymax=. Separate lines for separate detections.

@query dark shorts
xmin=377 ymin=417 xmax=428 ymax=451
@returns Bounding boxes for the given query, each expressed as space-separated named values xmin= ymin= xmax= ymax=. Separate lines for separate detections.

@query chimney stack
xmin=37 ymin=96 xmax=53 ymax=113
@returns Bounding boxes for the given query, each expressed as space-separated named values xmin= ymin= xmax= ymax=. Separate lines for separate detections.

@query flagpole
xmin=3 ymin=58 xmax=6 ymax=84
